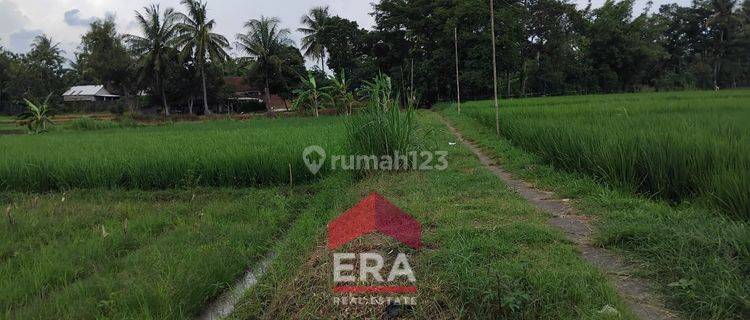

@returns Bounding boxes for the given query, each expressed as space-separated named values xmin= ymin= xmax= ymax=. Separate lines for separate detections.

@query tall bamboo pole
xmin=410 ymin=58 xmax=415 ymax=102
xmin=454 ymin=27 xmax=461 ymax=114
xmin=490 ymin=0 xmax=499 ymax=135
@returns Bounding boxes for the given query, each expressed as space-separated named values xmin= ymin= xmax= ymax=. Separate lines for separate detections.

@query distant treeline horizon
xmin=1 ymin=0 xmax=748 ymax=113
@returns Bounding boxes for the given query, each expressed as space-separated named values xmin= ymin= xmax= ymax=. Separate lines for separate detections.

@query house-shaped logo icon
xmin=328 ymin=193 xmax=421 ymax=250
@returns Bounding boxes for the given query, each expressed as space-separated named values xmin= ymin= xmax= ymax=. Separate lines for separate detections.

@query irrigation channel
xmin=198 ymin=253 xmax=276 ymax=320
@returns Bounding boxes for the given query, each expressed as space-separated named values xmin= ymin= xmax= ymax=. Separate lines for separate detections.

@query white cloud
xmin=64 ymin=9 xmax=97 ymax=27
xmin=8 ymin=29 xmax=43 ymax=53
xmin=0 ymin=0 xmax=30 ymax=50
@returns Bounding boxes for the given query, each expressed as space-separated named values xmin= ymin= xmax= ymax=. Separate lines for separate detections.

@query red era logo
xmin=328 ymin=192 xmax=421 ymax=250
xmin=328 ymin=193 xmax=421 ymax=297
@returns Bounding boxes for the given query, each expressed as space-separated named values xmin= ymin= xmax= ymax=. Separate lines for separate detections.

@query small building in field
xmin=63 ymin=85 xmax=119 ymax=102
xmin=223 ymin=77 xmax=290 ymax=111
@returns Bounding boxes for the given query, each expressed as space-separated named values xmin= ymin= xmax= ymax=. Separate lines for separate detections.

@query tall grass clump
xmin=344 ymin=74 xmax=419 ymax=170
xmin=448 ymin=90 xmax=750 ymax=219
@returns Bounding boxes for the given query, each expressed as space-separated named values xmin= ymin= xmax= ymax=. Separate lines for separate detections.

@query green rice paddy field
xmin=0 ymin=118 xmax=344 ymax=191
xmin=442 ymin=90 xmax=750 ymax=219
xmin=438 ymin=90 xmax=749 ymax=319
xmin=0 ymin=90 xmax=748 ymax=319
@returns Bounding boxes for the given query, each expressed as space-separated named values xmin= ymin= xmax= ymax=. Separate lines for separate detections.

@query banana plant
xmin=293 ymin=73 xmax=331 ymax=117
xmin=18 ymin=95 xmax=55 ymax=134
xmin=326 ymin=71 xmax=356 ymax=115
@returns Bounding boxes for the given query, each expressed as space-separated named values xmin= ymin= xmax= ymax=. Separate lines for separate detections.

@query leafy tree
xmin=299 ymin=6 xmax=331 ymax=71
xmin=174 ymin=0 xmax=230 ymax=114
xmin=0 ymin=47 xmax=11 ymax=111
xmin=235 ymin=16 xmax=294 ymax=112
xmin=75 ymin=17 xmax=137 ymax=105
xmin=521 ymin=0 xmax=588 ymax=95
xmin=22 ymin=35 xmax=68 ymax=103
xmin=125 ymin=5 xmax=179 ymax=116
xmin=586 ymin=0 xmax=663 ymax=91
xmin=320 ymin=16 xmax=370 ymax=78
xmin=706 ymin=0 xmax=741 ymax=88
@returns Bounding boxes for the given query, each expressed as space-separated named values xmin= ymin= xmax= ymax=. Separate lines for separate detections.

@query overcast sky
xmin=1 ymin=0 xmax=691 ymax=66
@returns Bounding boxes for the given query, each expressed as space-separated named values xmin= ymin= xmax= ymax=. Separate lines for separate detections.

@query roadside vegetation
xmin=438 ymin=92 xmax=750 ymax=319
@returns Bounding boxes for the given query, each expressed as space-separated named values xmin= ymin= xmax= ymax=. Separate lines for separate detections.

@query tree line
xmin=1 ymin=0 xmax=749 ymax=115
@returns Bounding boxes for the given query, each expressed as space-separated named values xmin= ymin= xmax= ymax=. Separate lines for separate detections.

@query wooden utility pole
xmin=490 ymin=0 xmax=500 ymax=135
xmin=454 ymin=27 xmax=461 ymax=114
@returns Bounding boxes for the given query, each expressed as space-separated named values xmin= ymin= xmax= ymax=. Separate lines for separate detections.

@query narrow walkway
xmin=441 ymin=116 xmax=678 ymax=320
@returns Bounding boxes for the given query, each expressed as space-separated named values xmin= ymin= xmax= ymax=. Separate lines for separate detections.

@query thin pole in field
xmin=490 ymin=0 xmax=500 ymax=135
xmin=454 ymin=27 xmax=461 ymax=114
xmin=410 ymin=58 xmax=415 ymax=101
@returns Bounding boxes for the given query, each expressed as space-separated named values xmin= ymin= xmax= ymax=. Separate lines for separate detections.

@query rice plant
xmin=446 ymin=90 xmax=750 ymax=219
xmin=0 ymin=117 xmax=344 ymax=192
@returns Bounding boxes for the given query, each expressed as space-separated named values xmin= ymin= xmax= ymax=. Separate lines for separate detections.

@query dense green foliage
xmin=441 ymin=90 xmax=750 ymax=219
xmin=5 ymin=0 xmax=749 ymax=114
xmin=173 ymin=0 xmax=231 ymax=115
xmin=0 ymin=36 xmax=69 ymax=114
xmin=73 ymin=17 xmax=137 ymax=100
xmin=0 ymin=118 xmax=343 ymax=192
xmin=367 ymin=0 xmax=750 ymax=103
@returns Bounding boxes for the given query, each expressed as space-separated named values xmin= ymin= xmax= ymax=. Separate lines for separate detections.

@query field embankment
xmin=444 ymin=90 xmax=750 ymax=219
xmin=0 ymin=118 xmax=344 ymax=191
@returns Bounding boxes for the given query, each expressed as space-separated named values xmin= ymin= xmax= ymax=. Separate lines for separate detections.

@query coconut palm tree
xmin=298 ymin=6 xmax=331 ymax=71
xmin=125 ymin=5 xmax=179 ymax=116
xmin=235 ymin=16 xmax=293 ymax=112
xmin=174 ymin=0 xmax=230 ymax=115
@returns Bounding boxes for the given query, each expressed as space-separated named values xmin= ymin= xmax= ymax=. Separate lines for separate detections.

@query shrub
xmin=345 ymin=74 xmax=419 ymax=172
xmin=64 ymin=117 xmax=119 ymax=131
